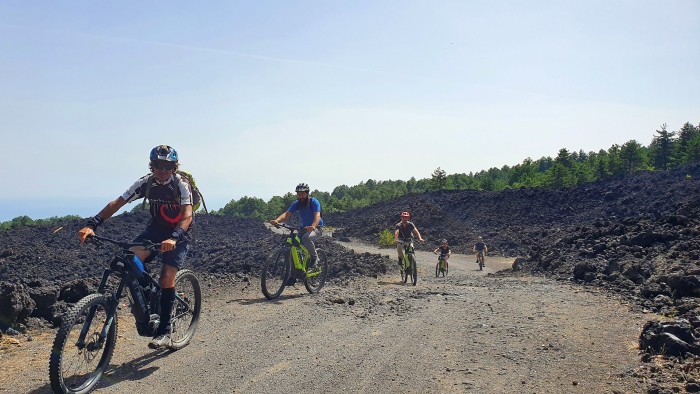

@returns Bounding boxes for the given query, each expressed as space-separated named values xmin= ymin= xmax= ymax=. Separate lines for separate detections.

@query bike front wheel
xmin=478 ymin=255 xmax=484 ymax=271
xmin=49 ymin=293 xmax=117 ymax=394
xmin=261 ymin=248 xmax=290 ymax=300
xmin=401 ymin=259 xmax=408 ymax=284
xmin=304 ymin=249 xmax=328 ymax=294
xmin=410 ymin=254 xmax=418 ymax=286
xmin=169 ymin=269 xmax=202 ymax=350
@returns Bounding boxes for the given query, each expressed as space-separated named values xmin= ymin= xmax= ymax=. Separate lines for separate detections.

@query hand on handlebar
xmin=161 ymin=238 xmax=176 ymax=253
xmin=78 ymin=227 xmax=95 ymax=245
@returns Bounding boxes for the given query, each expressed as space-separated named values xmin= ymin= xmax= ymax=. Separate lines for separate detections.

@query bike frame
xmin=283 ymin=226 xmax=322 ymax=279
xmin=77 ymin=236 xmax=190 ymax=348
xmin=401 ymin=243 xmax=415 ymax=270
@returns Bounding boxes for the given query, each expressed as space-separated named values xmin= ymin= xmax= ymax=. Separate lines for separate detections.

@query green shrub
xmin=378 ymin=229 xmax=395 ymax=247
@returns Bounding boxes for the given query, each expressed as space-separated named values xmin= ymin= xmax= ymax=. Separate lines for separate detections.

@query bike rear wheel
xmin=478 ymin=255 xmax=484 ymax=271
xmin=304 ymin=249 xmax=328 ymax=294
xmin=409 ymin=254 xmax=418 ymax=286
xmin=169 ymin=269 xmax=201 ymax=350
xmin=261 ymin=248 xmax=290 ymax=300
xmin=49 ymin=293 xmax=116 ymax=394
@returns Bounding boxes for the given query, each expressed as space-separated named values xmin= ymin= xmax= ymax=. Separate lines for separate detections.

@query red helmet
xmin=400 ymin=211 xmax=410 ymax=218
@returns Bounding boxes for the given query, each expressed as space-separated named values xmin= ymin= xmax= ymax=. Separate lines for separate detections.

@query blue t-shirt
xmin=288 ymin=197 xmax=324 ymax=228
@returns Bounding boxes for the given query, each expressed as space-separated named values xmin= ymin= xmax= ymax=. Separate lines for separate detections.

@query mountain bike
xmin=435 ymin=254 xmax=449 ymax=277
xmin=49 ymin=235 xmax=201 ymax=394
xmin=261 ymin=223 xmax=328 ymax=300
xmin=476 ymin=250 xmax=485 ymax=271
xmin=398 ymin=241 xmax=418 ymax=286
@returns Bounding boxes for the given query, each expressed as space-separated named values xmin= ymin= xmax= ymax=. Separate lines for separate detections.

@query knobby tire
xmin=261 ymin=248 xmax=290 ymax=300
xmin=169 ymin=269 xmax=201 ymax=350
xmin=49 ymin=293 xmax=117 ymax=394
xmin=410 ymin=254 xmax=418 ymax=286
xmin=304 ymin=249 xmax=328 ymax=294
xmin=401 ymin=258 xmax=408 ymax=284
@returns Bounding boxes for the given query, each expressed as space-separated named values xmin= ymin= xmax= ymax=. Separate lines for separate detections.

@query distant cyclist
xmin=270 ymin=183 xmax=323 ymax=278
xmin=394 ymin=211 xmax=425 ymax=266
xmin=433 ymin=239 xmax=451 ymax=269
xmin=473 ymin=236 xmax=488 ymax=265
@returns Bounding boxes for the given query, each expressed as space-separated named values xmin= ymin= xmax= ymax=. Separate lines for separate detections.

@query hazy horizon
xmin=2 ymin=1 xmax=698 ymax=222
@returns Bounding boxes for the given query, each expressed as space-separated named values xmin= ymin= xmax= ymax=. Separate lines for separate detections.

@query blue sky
xmin=1 ymin=1 xmax=698 ymax=222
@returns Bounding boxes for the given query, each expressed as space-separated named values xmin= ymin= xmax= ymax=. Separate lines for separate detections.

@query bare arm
xmin=161 ymin=204 xmax=193 ymax=252
xmin=412 ymin=228 xmax=424 ymax=242
xmin=304 ymin=211 xmax=321 ymax=232
xmin=270 ymin=211 xmax=292 ymax=225
xmin=78 ymin=197 xmax=127 ymax=244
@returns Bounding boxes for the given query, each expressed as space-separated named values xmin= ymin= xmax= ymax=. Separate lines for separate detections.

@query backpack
xmin=141 ymin=170 xmax=208 ymax=213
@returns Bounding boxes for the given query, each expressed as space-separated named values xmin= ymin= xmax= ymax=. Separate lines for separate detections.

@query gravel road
xmin=1 ymin=241 xmax=651 ymax=393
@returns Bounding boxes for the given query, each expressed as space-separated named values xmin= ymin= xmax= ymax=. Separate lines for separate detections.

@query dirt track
xmin=1 ymin=241 xmax=652 ymax=393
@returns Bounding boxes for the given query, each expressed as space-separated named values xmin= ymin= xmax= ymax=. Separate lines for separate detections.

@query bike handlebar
xmin=87 ymin=235 xmax=161 ymax=251
xmin=271 ymin=222 xmax=308 ymax=233
xmin=396 ymin=239 xmax=426 ymax=244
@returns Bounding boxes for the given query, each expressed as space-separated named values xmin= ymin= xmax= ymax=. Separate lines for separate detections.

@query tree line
xmin=2 ymin=121 xmax=698 ymax=230
xmin=215 ymin=121 xmax=700 ymax=219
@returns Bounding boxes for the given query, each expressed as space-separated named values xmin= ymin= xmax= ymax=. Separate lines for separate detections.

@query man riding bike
xmin=270 ymin=183 xmax=323 ymax=285
xmin=433 ymin=239 xmax=451 ymax=269
xmin=394 ymin=211 xmax=424 ymax=265
xmin=77 ymin=145 xmax=194 ymax=349
xmin=473 ymin=236 xmax=488 ymax=266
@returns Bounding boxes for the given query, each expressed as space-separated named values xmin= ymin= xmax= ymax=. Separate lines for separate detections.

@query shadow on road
xmin=96 ymin=348 xmax=170 ymax=389
xmin=376 ymin=279 xmax=412 ymax=286
xmin=29 ymin=348 xmax=171 ymax=394
xmin=234 ymin=292 xmax=309 ymax=305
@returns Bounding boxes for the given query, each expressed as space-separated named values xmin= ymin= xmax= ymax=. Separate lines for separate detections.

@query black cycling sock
xmin=159 ymin=287 xmax=176 ymax=335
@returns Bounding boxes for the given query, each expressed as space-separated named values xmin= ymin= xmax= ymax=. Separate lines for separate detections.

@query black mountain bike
xmin=261 ymin=223 xmax=328 ymax=299
xmin=398 ymin=241 xmax=418 ymax=286
xmin=476 ymin=250 xmax=485 ymax=271
xmin=49 ymin=235 xmax=201 ymax=394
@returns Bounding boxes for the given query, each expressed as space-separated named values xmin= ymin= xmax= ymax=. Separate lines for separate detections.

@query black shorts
xmin=134 ymin=224 xmax=189 ymax=269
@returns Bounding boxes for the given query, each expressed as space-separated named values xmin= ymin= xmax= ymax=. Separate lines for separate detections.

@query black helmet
xmin=295 ymin=183 xmax=310 ymax=193
xmin=150 ymin=145 xmax=178 ymax=162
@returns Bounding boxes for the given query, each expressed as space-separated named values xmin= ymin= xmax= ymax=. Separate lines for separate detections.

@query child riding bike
xmin=473 ymin=236 xmax=488 ymax=268
xmin=433 ymin=239 xmax=451 ymax=270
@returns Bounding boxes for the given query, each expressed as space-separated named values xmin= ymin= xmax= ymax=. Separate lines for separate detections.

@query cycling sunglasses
xmin=152 ymin=161 xmax=176 ymax=171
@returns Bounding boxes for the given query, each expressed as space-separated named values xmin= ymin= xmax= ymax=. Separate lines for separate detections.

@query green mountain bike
xmin=261 ymin=223 xmax=328 ymax=299
xmin=435 ymin=254 xmax=449 ymax=277
xmin=398 ymin=241 xmax=418 ymax=286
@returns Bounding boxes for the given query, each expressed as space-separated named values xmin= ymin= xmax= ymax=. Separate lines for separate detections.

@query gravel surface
xmin=1 ymin=241 xmax=652 ymax=393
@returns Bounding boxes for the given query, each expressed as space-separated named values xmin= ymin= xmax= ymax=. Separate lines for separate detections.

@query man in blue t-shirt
xmin=270 ymin=183 xmax=324 ymax=271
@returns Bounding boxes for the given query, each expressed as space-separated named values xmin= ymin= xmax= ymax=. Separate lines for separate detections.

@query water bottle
xmin=132 ymin=255 xmax=151 ymax=287
xmin=132 ymin=255 xmax=145 ymax=274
